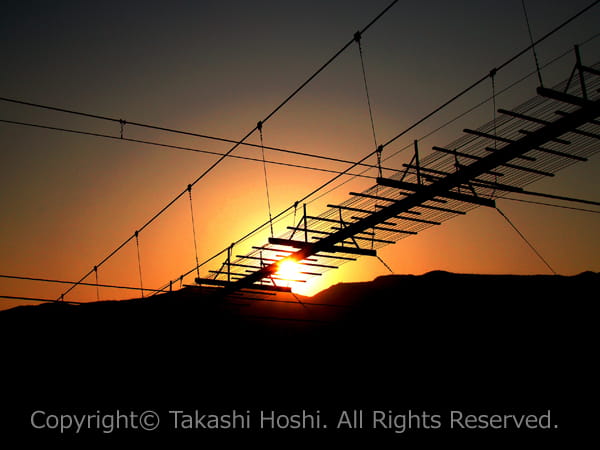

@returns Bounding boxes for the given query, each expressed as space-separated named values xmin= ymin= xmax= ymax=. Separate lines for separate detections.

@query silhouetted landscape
xmin=1 ymin=271 xmax=596 ymax=444
xmin=2 ymin=0 xmax=599 ymax=446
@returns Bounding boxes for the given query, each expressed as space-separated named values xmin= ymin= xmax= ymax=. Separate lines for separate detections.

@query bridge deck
xmin=196 ymin=62 xmax=600 ymax=293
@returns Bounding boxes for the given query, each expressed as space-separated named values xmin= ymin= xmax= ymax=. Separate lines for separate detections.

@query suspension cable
xmin=521 ymin=0 xmax=544 ymax=86
xmin=377 ymin=255 xmax=394 ymax=274
xmin=355 ymin=29 xmax=382 ymax=249
xmin=0 ymin=274 xmax=169 ymax=293
xmin=355 ymin=31 xmax=378 ymax=150
xmin=135 ymin=231 xmax=145 ymax=297
xmin=0 ymin=118 xmax=396 ymax=173
xmin=293 ymin=201 xmax=299 ymax=229
xmin=0 ymin=118 xmax=385 ymax=179
xmin=495 ymin=207 xmax=557 ymax=275
xmin=258 ymin=121 xmax=274 ymax=237
xmin=93 ymin=266 xmax=100 ymax=301
xmin=501 ymin=197 xmax=600 ymax=214
xmin=0 ymin=295 xmax=82 ymax=305
xmin=491 ymin=69 xmax=498 ymax=151
xmin=490 ymin=68 xmax=498 ymax=198
xmin=188 ymin=185 xmax=201 ymax=280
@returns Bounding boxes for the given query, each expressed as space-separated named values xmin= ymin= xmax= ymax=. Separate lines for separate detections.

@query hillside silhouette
xmin=1 ymin=271 xmax=596 ymax=444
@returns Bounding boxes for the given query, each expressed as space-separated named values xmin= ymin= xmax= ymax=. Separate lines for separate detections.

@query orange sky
xmin=1 ymin=1 xmax=599 ymax=310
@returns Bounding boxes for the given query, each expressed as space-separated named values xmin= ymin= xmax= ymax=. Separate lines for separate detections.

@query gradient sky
xmin=1 ymin=0 xmax=599 ymax=308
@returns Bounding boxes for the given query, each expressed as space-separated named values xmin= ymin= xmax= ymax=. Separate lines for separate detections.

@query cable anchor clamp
xmin=119 ymin=119 xmax=126 ymax=139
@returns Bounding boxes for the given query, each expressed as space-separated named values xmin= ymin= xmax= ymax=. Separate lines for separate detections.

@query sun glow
xmin=275 ymin=259 xmax=304 ymax=282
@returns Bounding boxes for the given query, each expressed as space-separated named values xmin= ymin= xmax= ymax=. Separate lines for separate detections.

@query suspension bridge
xmin=1 ymin=0 xmax=599 ymax=307
xmin=197 ymin=55 xmax=600 ymax=294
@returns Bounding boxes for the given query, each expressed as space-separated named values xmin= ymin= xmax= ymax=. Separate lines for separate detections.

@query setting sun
xmin=275 ymin=260 xmax=304 ymax=283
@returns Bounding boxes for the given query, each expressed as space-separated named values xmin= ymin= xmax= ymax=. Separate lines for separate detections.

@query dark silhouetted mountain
xmin=1 ymin=272 xmax=596 ymax=445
